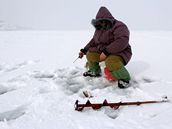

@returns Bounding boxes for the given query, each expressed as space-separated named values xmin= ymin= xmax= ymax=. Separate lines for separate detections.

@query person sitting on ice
xmin=79 ymin=6 xmax=132 ymax=88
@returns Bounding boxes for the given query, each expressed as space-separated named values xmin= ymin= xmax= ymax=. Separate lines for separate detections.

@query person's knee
xmin=105 ymin=55 xmax=124 ymax=71
xmin=86 ymin=51 xmax=100 ymax=62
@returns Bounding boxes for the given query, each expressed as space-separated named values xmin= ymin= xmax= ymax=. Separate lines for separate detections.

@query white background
xmin=0 ymin=0 xmax=171 ymax=30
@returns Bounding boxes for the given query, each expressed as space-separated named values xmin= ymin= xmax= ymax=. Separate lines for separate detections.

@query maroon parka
xmin=83 ymin=7 xmax=132 ymax=65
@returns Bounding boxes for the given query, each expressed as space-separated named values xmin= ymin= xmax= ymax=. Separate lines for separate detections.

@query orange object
xmin=104 ymin=67 xmax=116 ymax=81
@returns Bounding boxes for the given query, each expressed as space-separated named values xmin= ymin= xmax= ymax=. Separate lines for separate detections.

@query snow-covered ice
xmin=0 ymin=30 xmax=172 ymax=129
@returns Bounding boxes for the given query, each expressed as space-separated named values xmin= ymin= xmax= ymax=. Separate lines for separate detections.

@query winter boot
xmin=118 ymin=79 xmax=130 ymax=88
xmin=83 ymin=62 xmax=101 ymax=77
xmin=83 ymin=70 xmax=101 ymax=77
xmin=111 ymin=66 xmax=131 ymax=88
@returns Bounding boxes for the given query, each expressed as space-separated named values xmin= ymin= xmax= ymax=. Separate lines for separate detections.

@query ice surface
xmin=0 ymin=31 xmax=171 ymax=129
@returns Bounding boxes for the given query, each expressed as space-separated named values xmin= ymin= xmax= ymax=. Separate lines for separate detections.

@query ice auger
xmin=75 ymin=97 xmax=169 ymax=111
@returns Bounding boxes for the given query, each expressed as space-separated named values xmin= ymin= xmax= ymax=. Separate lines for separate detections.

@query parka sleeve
xmin=81 ymin=38 xmax=95 ymax=54
xmin=103 ymin=25 xmax=129 ymax=56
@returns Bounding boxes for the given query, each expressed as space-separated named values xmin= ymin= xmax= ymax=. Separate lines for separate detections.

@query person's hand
xmin=100 ymin=52 xmax=107 ymax=61
xmin=79 ymin=51 xmax=84 ymax=58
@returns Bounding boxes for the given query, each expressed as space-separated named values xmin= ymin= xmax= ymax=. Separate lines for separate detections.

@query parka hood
xmin=96 ymin=6 xmax=115 ymax=20
xmin=91 ymin=7 xmax=115 ymax=30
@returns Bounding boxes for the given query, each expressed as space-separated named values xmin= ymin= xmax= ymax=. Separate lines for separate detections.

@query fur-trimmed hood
xmin=91 ymin=7 xmax=115 ymax=29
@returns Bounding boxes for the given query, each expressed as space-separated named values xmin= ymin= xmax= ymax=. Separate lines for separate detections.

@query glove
xmin=79 ymin=49 xmax=87 ymax=58
xmin=100 ymin=52 xmax=107 ymax=61
xmin=79 ymin=51 xmax=84 ymax=58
